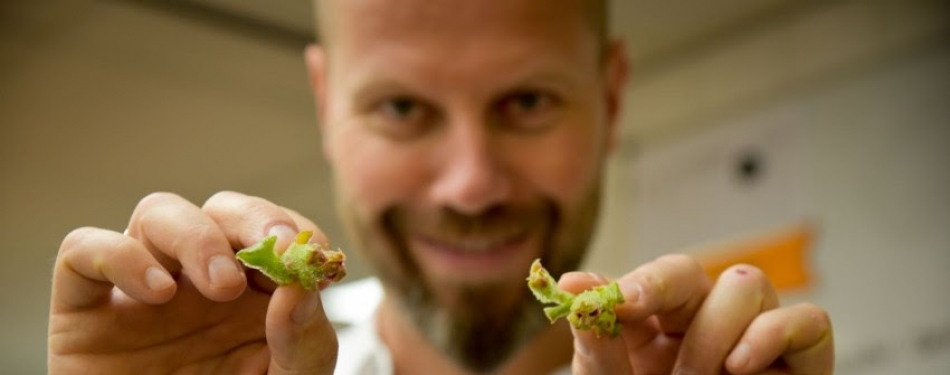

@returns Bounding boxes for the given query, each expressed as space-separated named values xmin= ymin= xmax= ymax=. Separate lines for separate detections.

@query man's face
xmin=311 ymin=0 xmax=625 ymax=370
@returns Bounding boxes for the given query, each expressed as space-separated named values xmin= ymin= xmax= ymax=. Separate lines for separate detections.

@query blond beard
xmin=339 ymin=181 xmax=602 ymax=372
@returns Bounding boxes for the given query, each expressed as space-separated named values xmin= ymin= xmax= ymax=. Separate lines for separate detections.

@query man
xmin=47 ymin=0 xmax=834 ymax=374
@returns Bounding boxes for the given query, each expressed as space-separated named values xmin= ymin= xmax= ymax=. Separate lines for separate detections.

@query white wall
xmin=617 ymin=45 xmax=949 ymax=375
xmin=584 ymin=2 xmax=950 ymax=374
xmin=802 ymin=46 xmax=949 ymax=374
xmin=1 ymin=0 xmax=947 ymax=373
xmin=0 ymin=1 xmax=356 ymax=372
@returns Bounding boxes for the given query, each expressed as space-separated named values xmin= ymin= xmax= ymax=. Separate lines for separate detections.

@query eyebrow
xmin=488 ymin=54 xmax=593 ymax=96
xmin=348 ymin=55 xmax=591 ymax=108
xmin=510 ymin=71 xmax=582 ymax=94
xmin=351 ymin=78 xmax=427 ymax=109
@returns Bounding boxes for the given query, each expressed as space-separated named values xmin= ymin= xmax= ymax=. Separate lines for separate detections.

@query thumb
xmin=571 ymin=327 xmax=633 ymax=375
xmin=265 ymin=283 xmax=338 ymax=375
xmin=561 ymin=272 xmax=633 ymax=375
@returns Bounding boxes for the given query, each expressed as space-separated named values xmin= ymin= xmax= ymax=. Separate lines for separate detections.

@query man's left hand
xmin=561 ymin=254 xmax=834 ymax=375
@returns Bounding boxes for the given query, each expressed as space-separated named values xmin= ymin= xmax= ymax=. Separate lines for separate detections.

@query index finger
xmin=201 ymin=191 xmax=312 ymax=252
xmin=615 ymin=254 xmax=712 ymax=333
xmin=559 ymin=255 xmax=711 ymax=374
xmin=557 ymin=255 xmax=712 ymax=334
xmin=127 ymin=192 xmax=246 ymax=302
xmin=202 ymin=191 xmax=333 ymax=292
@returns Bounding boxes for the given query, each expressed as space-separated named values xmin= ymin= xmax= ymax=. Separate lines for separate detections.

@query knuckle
xmin=656 ymin=253 xmax=695 ymax=268
xmin=756 ymin=311 xmax=788 ymax=337
xmin=797 ymin=302 xmax=832 ymax=331
xmin=132 ymin=192 xmax=190 ymax=231
xmin=203 ymin=190 xmax=243 ymax=208
xmin=59 ymin=226 xmax=98 ymax=255
xmin=59 ymin=227 xmax=130 ymax=259
xmin=137 ymin=191 xmax=183 ymax=210
xmin=658 ymin=253 xmax=706 ymax=278
xmin=758 ymin=324 xmax=784 ymax=343
xmin=185 ymin=221 xmax=220 ymax=243
xmin=635 ymin=266 xmax=668 ymax=297
xmin=204 ymin=191 xmax=294 ymax=246
xmin=646 ymin=253 xmax=710 ymax=291
xmin=169 ymin=222 xmax=226 ymax=256
xmin=205 ymin=191 xmax=277 ymax=218
xmin=57 ymin=228 xmax=137 ymax=274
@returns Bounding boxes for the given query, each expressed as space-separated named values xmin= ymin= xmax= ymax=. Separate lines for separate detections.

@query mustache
xmin=389 ymin=201 xmax=557 ymax=239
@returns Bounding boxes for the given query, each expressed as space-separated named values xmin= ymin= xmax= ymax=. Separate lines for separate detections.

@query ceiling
xmin=166 ymin=0 xmax=800 ymax=67
xmin=2 ymin=1 xmax=946 ymax=372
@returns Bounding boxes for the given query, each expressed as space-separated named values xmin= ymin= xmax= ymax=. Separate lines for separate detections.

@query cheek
xmin=506 ymin=123 xmax=604 ymax=205
xmin=330 ymin=125 xmax=426 ymax=217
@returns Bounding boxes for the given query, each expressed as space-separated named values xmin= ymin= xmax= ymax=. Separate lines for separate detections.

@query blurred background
xmin=1 ymin=0 xmax=948 ymax=373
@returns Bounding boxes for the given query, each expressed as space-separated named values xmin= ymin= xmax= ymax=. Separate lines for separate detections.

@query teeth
xmin=421 ymin=234 xmax=519 ymax=253
xmin=456 ymin=239 xmax=501 ymax=253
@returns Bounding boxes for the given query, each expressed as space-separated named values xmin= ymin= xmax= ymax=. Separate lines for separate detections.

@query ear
xmin=603 ymin=40 xmax=630 ymax=154
xmin=304 ymin=44 xmax=334 ymax=160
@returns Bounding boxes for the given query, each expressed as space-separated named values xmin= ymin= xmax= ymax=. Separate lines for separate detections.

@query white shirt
xmin=326 ymin=278 xmax=571 ymax=375
xmin=335 ymin=313 xmax=394 ymax=375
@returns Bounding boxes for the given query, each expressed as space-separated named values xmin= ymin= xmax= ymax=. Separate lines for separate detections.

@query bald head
xmin=304 ymin=0 xmax=627 ymax=372
xmin=313 ymin=0 xmax=608 ymax=55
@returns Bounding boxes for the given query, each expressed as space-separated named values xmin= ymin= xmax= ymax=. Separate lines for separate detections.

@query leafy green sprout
xmin=236 ymin=230 xmax=346 ymax=291
xmin=527 ymin=259 xmax=624 ymax=338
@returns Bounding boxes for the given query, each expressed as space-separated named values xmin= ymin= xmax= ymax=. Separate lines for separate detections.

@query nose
xmin=429 ymin=120 xmax=511 ymax=215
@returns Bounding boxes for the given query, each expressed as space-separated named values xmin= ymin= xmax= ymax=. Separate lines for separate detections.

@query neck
xmin=377 ymin=293 xmax=574 ymax=375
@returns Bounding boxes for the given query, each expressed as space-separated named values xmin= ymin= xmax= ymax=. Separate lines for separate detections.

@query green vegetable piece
xmin=235 ymin=235 xmax=294 ymax=284
xmin=567 ymin=282 xmax=623 ymax=338
xmin=527 ymin=259 xmax=574 ymax=322
xmin=236 ymin=230 xmax=347 ymax=291
xmin=527 ymin=259 xmax=624 ymax=338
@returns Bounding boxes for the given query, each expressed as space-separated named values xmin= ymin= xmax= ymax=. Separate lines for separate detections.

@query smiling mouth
xmin=414 ymin=231 xmax=530 ymax=254
xmin=409 ymin=230 xmax=535 ymax=278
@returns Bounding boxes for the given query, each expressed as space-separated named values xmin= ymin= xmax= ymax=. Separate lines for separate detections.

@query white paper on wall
xmin=629 ymin=105 xmax=808 ymax=264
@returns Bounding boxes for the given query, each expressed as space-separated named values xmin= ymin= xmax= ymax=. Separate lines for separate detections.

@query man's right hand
xmin=48 ymin=191 xmax=338 ymax=374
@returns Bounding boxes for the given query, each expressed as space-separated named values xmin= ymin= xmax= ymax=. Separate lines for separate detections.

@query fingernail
xmin=727 ymin=342 xmax=752 ymax=370
xmin=208 ymin=255 xmax=243 ymax=288
xmin=619 ymin=280 xmax=641 ymax=304
xmin=586 ymin=272 xmax=609 ymax=284
xmin=292 ymin=292 xmax=321 ymax=325
xmin=267 ymin=225 xmax=298 ymax=254
xmin=145 ymin=266 xmax=174 ymax=291
xmin=268 ymin=224 xmax=297 ymax=241
xmin=672 ymin=368 xmax=698 ymax=375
